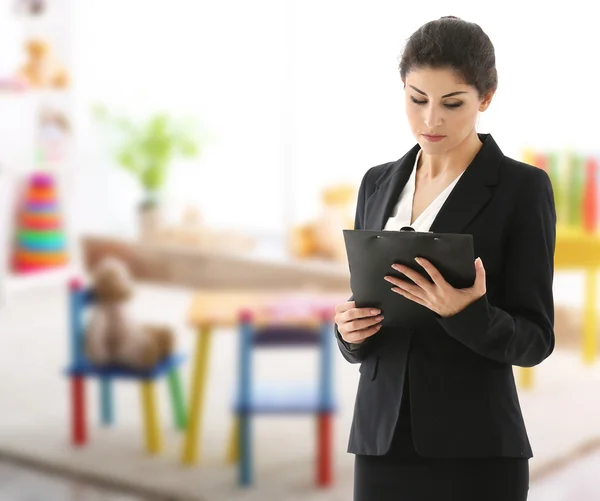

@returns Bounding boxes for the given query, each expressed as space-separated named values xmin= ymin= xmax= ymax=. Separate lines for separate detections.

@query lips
xmin=422 ymin=134 xmax=446 ymax=143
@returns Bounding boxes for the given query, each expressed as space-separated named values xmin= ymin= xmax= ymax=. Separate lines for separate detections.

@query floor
xmin=1 ymin=272 xmax=600 ymax=500
xmin=3 ymin=450 xmax=600 ymax=501
xmin=0 ymin=459 xmax=144 ymax=501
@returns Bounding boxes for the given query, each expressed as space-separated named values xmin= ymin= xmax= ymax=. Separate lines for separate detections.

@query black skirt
xmin=353 ymin=370 xmax=529 ymax=501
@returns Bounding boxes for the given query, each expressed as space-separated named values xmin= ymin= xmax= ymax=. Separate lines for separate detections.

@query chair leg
xmin=167 ymin=368 xmax=187 ymax=431
xmin=71 ymin=376 xmax=87 ymax=446
xmin=140 ymin=381 xmax=162 ymax=454
xmin=100 ymin=377 xmax=114 ymax=426
xmin=316 ymin=413 xmax=333 ymax=487
xmin=239 ymin=413 xmax=252 ymax=486
xmin=226 ymin=416 xmax=239 ymax=464
xmin=181 ymin=326 xmax=212 ymax=466
xmin=519 ymin=367 xmax=534 ymax=390
xmin=584 ymin=269 xmax=597 ymax=364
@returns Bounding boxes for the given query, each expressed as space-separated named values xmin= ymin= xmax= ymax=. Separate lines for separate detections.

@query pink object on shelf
xmin=0 ymin=77 xmax=28 ymax=93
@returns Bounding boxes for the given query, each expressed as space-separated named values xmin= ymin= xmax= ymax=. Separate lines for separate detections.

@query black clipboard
xmin=343 ymin=228 xmax=476 ymax=328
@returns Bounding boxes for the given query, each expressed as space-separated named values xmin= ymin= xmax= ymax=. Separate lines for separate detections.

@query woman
xmin=334 ymin=16 xmax=556 ymax=501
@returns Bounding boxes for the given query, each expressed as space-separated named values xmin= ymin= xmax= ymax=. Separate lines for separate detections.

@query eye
xmin=410 ymin=96 xmax=427 ymax=105
xmin=444 ymin=102 xmax=463 ymax=109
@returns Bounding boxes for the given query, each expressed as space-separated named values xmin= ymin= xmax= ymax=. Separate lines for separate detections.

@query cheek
xmin=449 ymin=107 xmax=478 ymax=130
xmin=405 ymin=105 xmax=421 ymax=129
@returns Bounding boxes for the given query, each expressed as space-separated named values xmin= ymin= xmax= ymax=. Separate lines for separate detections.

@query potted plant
xmin=92 ymin=104 xmax=201 ymax=241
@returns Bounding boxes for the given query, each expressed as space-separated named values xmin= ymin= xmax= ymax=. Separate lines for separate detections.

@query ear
xmin=479 ymin=90 xmax=495 ymax=112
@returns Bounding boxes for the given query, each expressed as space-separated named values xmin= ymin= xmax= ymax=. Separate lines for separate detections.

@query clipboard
xmin=343 ymin=228 xmax=476 ymax=328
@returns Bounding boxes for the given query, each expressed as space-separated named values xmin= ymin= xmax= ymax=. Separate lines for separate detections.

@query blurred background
xmin=1 ymin=0 xmax=599 ymax=500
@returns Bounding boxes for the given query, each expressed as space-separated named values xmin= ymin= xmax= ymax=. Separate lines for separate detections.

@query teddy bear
xmin=19 ymin=39 xmax=69 ymax=89
xmin=289 ymin=183 xmax=356 ymax=263
xmin=84 ymin=256 xmax=175 ymax=371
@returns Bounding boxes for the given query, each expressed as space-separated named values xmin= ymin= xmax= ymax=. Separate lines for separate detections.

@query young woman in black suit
xmin=334 ymin=16 xmax=556 ymax=501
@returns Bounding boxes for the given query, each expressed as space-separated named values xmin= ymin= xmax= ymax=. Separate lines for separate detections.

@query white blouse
xmin=383 ymin=149 xmax=465 ymax=232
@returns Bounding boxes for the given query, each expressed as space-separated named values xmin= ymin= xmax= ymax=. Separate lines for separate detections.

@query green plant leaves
xmin=92 ymin=104 xmax=203 ymax=201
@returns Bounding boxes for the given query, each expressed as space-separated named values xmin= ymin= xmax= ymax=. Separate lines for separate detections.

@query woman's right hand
xmin=334 ymin=301 xmax=384 ymax=345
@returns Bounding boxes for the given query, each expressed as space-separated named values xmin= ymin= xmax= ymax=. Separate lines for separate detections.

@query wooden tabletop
xmin=187 ymin=290 xmax=349 ymax=328
xmin=81 ymin=234 xmax=351 ymax=291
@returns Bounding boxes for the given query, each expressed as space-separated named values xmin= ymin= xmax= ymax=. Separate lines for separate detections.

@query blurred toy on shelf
xmin=84 ymin=256 xmax=176 ymax=371
xmin=14 ymin=0 xmax=46 ymax=15
xmin=38 ymin=106 xmax=71 ymax=164
xmin=12 ymin=171 xmax=69 ymax=274
xmin=289 ymin=183 xmax=356 ymax=264
xmin=142 ymin=205 xmax=256 ymax=254
xmin=19 ymin=38 xmax=69 ymax=89
xmin=523 ymin=149 xmax=600 ymax=233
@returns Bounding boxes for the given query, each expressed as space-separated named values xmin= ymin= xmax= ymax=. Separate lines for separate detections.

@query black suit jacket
xmin=336 ymin=133 xmax=556 ymax=458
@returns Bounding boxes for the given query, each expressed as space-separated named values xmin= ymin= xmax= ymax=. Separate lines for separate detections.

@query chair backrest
xmin=237 ymin=307 xmax=335 ymax=411
xmin=68 ymin=278 xmax=96 ymax=367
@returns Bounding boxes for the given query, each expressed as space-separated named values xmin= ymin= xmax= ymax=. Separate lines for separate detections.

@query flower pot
xmin=138 ymin=203 xmax=164 ymax=242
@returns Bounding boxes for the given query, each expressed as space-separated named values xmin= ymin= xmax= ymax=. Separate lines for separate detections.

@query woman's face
xmin=403 ymin=66 xmax=493 ymax=155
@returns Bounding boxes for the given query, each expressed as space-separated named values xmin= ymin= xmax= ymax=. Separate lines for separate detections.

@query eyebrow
xmin=409 ymin=85 xmax=468 ymax=98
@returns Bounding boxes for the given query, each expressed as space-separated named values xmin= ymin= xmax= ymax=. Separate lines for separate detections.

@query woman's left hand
xmin=384 ymin=257 xmax=487 ymax=318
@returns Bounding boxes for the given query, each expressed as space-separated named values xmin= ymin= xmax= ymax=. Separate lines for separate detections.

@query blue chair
xmin=229 ymin=308 xmax=336 ymax=487
xmin=65 ymin=278 xmax=187 ymax=454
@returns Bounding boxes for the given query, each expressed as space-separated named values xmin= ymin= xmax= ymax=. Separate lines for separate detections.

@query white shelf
xmin=0 ymin=1 xmax=80 ymax=305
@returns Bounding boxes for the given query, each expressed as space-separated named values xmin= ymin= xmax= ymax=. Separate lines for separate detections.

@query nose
xmin=424 ymin=104 xmax=443 ymax=129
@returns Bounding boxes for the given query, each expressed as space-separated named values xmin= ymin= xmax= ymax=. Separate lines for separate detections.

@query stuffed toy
xmin=289 ymin=184 xmax=357 ymax=263
xmin=84 ymin=256 xmax=175 ymax=370
xmin=19 ymin=39 xmax=69 ymax=89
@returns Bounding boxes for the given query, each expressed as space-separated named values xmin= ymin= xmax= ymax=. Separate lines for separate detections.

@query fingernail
xmin=370 ymin=309 xmax=380 ymax=315
xmin=414 ymin=257 xmax=421 ymax=263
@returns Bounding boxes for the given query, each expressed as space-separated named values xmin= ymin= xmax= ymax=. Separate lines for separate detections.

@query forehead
xmin=404 ymin=67 xmax=475 ymax=95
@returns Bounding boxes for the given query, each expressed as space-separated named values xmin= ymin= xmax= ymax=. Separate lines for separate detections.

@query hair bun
xmin=440 ymin=15 xmax=461 ymax=20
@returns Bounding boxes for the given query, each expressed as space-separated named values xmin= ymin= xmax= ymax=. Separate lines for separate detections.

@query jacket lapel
xmin=364 ymin=144 xmax=420 ymax=230
xmin=364 ymin=133 xmax=503 ymax=233
xmin=429 ymin=134 xmax=502 ymax=234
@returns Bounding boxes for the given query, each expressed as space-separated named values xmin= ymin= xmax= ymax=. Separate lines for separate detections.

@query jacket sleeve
xmin=334 ymin=167 xmax=379 ymax=364
xmin=436 ymin=168 xmax=556 ymax=368
xmin=335 ymin=295 xmax=366 ymax=364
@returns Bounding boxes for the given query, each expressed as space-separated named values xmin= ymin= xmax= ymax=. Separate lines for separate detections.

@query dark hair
xmin=399 ymin=16 xmax=497 ymax=98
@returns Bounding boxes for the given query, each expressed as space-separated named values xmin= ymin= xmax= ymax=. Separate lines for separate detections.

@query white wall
xmin=70 ymin=0 xmax=599 ymax=238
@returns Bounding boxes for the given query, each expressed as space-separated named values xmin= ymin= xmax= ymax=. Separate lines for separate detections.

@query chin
xmin=417 ymin=140 xmax=452 ymax=155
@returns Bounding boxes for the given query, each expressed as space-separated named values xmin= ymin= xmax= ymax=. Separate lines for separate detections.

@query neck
xmin=418 ymin=131 xmax=483 ymax=180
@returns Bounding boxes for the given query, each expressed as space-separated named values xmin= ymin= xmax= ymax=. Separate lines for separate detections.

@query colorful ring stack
xmin=13 ymin=172 xmax=69 ymax=273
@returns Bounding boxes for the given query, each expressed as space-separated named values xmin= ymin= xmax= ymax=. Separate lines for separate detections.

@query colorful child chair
xmin=65 ymin=278 xmax=187 ymax=454
xmin=229 ymin=306 xmax=336 ymax=488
